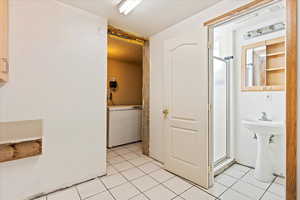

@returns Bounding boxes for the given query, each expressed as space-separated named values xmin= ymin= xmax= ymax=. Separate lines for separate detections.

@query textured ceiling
xmin=58 ymin=0 xmax=222 ymax=37
xmin=108 ymin=36 xmax=143 ymax=64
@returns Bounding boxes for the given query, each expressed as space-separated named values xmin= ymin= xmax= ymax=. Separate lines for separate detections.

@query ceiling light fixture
xmin=118 ymin=0 xmax=143 ymax=15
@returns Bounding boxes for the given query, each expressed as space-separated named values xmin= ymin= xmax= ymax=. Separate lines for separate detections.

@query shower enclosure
xmin=212 ymin=56 xmax=232 ymax=165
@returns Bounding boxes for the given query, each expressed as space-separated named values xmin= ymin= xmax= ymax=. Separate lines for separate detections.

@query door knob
xmin=162 ymin=109 xmax=169 ymax=118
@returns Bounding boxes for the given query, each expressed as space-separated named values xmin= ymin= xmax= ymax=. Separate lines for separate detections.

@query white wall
xmin=149 ymin=0 xmax=253 ymax=163
xmin=0 ymin=1 xmax=107 ymax=199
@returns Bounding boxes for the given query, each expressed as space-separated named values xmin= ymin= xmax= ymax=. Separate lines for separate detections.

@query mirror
xmin=245 ymin=46 xmax=266 ymax=87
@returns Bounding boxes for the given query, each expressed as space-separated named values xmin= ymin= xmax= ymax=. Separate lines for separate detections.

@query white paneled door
xmin=163 ymin=35 xmax=212 ymax=189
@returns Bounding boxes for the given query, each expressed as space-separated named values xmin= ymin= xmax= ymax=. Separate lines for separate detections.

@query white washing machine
xmin=107 ymin=105 xmax=142 ymax=148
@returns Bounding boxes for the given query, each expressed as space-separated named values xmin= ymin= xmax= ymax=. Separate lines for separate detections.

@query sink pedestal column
xmin=254 ymin=134 xmax=274 ymax=182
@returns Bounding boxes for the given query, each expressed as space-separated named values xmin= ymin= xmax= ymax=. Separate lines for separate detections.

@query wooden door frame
xmin=107 ymin=26 xmax=150 ymax=155
xmin=204 ymin=0 xmax=297 ymax=199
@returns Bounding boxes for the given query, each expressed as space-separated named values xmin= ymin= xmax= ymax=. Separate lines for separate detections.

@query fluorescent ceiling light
xmin=112 ymin=0 xmax=122 ymax=6
xmin=118 ymin=0 xmax=143 ymax=15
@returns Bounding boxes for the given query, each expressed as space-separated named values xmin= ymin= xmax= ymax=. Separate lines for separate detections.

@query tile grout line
xmin=109 ymin=150 xmax=152 ymax=167
xmin=45 ymin=144 xmax=281 ymax=200
xmin=265 ymin=177 xmax=286 ymax=198
xmin=215 ymin=172 xmax=240 ymax=189
xmin=218 ymin=169 xmax=249 ymax=198
xmin=103 ymin=145 xmax=138 ymax=199
xmin=239 ymin=170 xmax=274 ymax=191
xmin=74 ymin=186 xmax=82 ymax=200
xmin=81 ymin=190 xmax=109 ymax=200
xmin=119 ymin=162 xmax=177 ymax=199
xmin=42 ymin=143 xmax=196 ymax=200
xmin=258 ymin=177 xmax=277 ymax=200
xmin=223 ymin=168 xmax=254 ymax=199
xmin=116 ymin=158 xmax=167 ymax=200
xmin=128 ymin=161 xmax=196 ymax=199
xmin=44 ymin=177 xmax=101 ymax=200
xmin=157 ymin=178 xmax=188 ymax=200
xmin=158 ymin=171 xmax=217 ymax=200
xmin=118 ymin=163 xmax=157 ymax=199
xmin=170 ymin=184 xmax=193 ymax=200
xmin=79 ymin=178 xmax=118 ymax=200
xmin=224 ymin=168 xmax=275 ymax=200
xmin=115 ymin=144 xmax=220 ymax=200
xmin=192 ymin=184 xmax=221 ymax=199
xmin=216 ymin=183 xmax=234 ymax=199
xmin=98 ymin=177 xmax=118 ymax=200
xmin=171 ymin=176 xmax=218 ymax=199
xmin=120 ymin=170 xmax=152 ymax=200
xmin=45 ymin=144 xmax=222 ymax=200
xmin=107 ymin=143 xmax=159 ymax=199
xmin=189 ymin=168 xmax=233 ymax=200
xmin=75 ymin=177 xmax=112 ymax=200
xmin=216 ymin=167 xmax=253 ymax=199
xmin=219 ymin=166 xmax=284 ymax=200
xmin=109 ymin=145 xmax=192 ymax=200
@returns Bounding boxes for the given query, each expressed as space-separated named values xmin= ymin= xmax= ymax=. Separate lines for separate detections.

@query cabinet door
xmin=0 ymin=0 xmax=8 ymax=82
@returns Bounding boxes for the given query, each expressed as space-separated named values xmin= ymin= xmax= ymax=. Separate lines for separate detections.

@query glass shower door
xmin=213 ymin=57 xmax=229 ymax=164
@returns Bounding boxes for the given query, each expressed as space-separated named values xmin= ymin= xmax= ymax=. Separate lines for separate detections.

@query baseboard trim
xmin=26 ymin=173 xmax=107 ymax=200
xmin=214 ymin=158 xmax=236 ymax=176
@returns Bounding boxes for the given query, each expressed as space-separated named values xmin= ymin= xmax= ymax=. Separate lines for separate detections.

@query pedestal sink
xmin=242 ymin=119 xmax=284 ymax=182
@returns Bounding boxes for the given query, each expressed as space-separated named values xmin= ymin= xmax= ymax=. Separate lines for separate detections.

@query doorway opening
xmin=208 ymin=1 xmax=290 ymax=199
xmin=107 ymin=35 xmax=143 ymax=148
xmin=106 ymin=26 xmax=150 ymax=154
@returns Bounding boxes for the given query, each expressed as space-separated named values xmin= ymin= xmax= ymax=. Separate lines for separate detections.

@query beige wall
xmin=108 ymin=59 xmax=142 ymax=105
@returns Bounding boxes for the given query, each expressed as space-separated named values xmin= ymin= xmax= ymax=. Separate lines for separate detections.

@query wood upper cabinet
xmin=0 ymin=0 xmax=8 ymax=83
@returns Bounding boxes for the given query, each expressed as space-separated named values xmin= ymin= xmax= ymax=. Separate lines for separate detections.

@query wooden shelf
xmin=241 ymin=85 xmax=285 ymax=91
xmin=0 ymin=137 xmax=43 ymax=145
xmin=267 ymin=52 xmax=285 ymax=57
xmin=266 ymin=67 xmax=286 ymax=71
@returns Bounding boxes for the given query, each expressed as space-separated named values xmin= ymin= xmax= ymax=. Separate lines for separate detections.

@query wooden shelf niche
xmin=266 ymin=37 xmax=285 ymax=90
xmin=241 ymin=36 xmax=286 ymax=91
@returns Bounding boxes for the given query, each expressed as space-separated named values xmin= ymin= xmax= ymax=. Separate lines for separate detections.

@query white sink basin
xmin=242 ymin=119 xmax=284 ymax=183
xmin=242 ymin=119 xmax=284 ymax=136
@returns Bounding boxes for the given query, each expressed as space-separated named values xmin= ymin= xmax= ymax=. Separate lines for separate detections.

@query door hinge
xmin=208 ymin=165 xmax=213 ymax=174
xmin=208 ymin=164 xmax=213 ymax=173
xmin=208 ymin=41 xmax=213 ymax=49
xmin=208 ymin=104 xmax=212 ymax=112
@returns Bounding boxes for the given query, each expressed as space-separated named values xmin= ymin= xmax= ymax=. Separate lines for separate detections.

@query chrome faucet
xmin=259 ymin=112 xmax=271 ymax=121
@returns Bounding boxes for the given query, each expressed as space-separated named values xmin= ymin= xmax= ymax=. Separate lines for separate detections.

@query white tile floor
xmin=216 ymin=164 xmax=285 ymax=200
xmin=34 ymin=142 xmax=285 ymax=200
